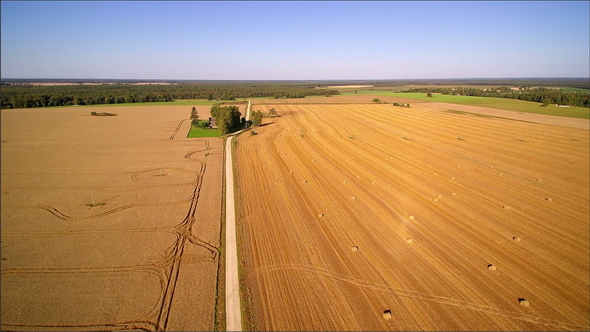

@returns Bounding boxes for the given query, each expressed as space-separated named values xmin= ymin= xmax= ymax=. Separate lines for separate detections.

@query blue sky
xmin=1 ymin=1 xmax=588 ymax=80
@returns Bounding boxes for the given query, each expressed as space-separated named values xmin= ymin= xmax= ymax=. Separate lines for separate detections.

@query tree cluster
xmin=0 ymin=83 xmax=340 ymax=109
xmin=210 ymin=105 xmax=243 ymax=135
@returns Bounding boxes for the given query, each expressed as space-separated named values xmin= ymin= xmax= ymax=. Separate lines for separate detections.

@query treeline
xmin=0 ymin=83 xmax=340 ymax=109
xmin=402 ymin=86 xmax=590 ymax=107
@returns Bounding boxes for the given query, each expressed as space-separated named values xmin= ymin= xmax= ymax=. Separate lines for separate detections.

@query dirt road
xmin=225 ymin=136 xmax=243 ymax=331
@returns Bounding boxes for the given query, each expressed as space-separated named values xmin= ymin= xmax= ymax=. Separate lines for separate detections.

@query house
xmin=209 ymin=117 xmax=218 ymax=128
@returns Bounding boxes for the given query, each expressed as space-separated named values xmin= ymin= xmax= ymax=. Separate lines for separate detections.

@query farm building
xmin=209 ymin=117 xmax=218 ymax=128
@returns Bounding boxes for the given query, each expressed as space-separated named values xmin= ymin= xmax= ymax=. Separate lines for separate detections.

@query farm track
xmin=235 ymin=103 xmax=589 ymax=330
xmin=169 ymin=119 xmax=188 ymax=140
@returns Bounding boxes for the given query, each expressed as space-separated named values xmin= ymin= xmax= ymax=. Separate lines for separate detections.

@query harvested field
xmin=1 ymin=105 xmax=225 ymax=331
xmin=235 ymin=103 xmax=589 ymax=330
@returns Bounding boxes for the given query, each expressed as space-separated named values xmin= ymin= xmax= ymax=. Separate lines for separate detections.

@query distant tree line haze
xmin=0 ymin=83 xmax=340 ymax=109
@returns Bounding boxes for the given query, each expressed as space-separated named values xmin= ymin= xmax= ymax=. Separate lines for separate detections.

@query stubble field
xmin=234 ymin=102 xmax=589 ymax=330
xmin=1 ymin=105 xmax=226 ymax=331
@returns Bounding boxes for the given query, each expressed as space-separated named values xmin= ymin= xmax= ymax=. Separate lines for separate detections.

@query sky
xmin=1 ymin=1 xmax=589 ymax=80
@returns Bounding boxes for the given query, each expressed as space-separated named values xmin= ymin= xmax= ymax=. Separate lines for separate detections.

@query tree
xmin=190 ymin=106 xmax=199 ymax=121
xmin=373 ymin=98 xmax=380 ymax=103
xmin=268 ymin=108 xmax=277 ymax=117
xmin=251 ymin=110 xmax=263 ymax=126
xmin=427 ymin=92 xmax=433 ymax=97
xmin=210 ymin=105 xmax=221 ymax=118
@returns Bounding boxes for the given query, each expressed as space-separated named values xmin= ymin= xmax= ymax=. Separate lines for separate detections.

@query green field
xmin=187 ymin=126 xmax=220 ymax=138
xmin=346 ymin=91 xmax=589 ymax=119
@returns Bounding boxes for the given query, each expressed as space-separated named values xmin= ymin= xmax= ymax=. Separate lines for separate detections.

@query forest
xmin=0 ymin=82 xmax=340 ymax=109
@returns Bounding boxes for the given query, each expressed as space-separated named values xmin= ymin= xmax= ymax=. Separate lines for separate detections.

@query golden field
xmin=234 ymin=102 xmax=589 ymax=330
xmin=1 ymin=106 xmax=227 ymax=331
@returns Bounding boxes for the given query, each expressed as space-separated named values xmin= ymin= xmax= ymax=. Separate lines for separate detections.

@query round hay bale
xmin=487 ymin=264 xmax=497 ymax=271
xmin=351 ymin=196 xmax=356 ymax=200
xmin=512 ymin=236 xmax=521 ymax=242
xmin=503 ymin=205 xmax=510 ymax=210
xmin=357 ymin=176 xmax=362 ymax=179
xmin=519 ymin=298 xmax=529 ymax=307
xmin=545 ymin=198 xmax=552 ymax=202
xmin=433 ymin=198 xmax=438 ymax=202
xmin=433 ymin=172 xmax=437 ymax=175
xmin=318 ymin=213 xmax=324 ymax=218
xmin=372 ymin=181 xmax=376 ymax=184
xmin=497 ymin=172 xmax=503 ymax=176
xmin=451 ymin=192 xmax=457 ymax=196
xmin=450 ymin=177 xmax=456 ymax=180
xmin=351 ymin=246 xmax=359 ymax=252
xmin=408 ymin=216 xmax=415 ymax=220
xmin=535 ymin=178 xmax=542 ymax=182
xmin=289 ymin=171 xmax=294 ymax=174
xmin=382 ymin=310 xmax=392 ymax=320
xmin=405 ymin=238 xmax=413 ymax=243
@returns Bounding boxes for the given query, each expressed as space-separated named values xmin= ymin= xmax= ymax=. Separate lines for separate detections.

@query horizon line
xmin=2 ymin=77 xmax=589 ymax=82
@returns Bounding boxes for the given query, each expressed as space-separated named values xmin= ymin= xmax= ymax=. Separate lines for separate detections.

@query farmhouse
xmin=209 ymin=117 xmax=218 ymax=128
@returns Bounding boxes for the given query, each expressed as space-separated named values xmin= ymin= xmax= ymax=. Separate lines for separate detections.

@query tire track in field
xmin=169 ymin=119 xmax=188 ymax=140
xmin=25 ymin=199 xmax=192 ymax=221
xmin=245 ymin=264 xmax=586 ymax=331
xmin=18 ymin=162 xmax=206 ymax=222
xmin=184 ymin=140 xmax=210 ymax=159
xmin=0 ymin=226 xmax=179 ymax=239
xmin=156 ymin=140 xmax=219 ymax=331
xmin=1 ymin=320 xmax=159 ymax=332
xmin=130 ymin=167 xmax=200 ymax=183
